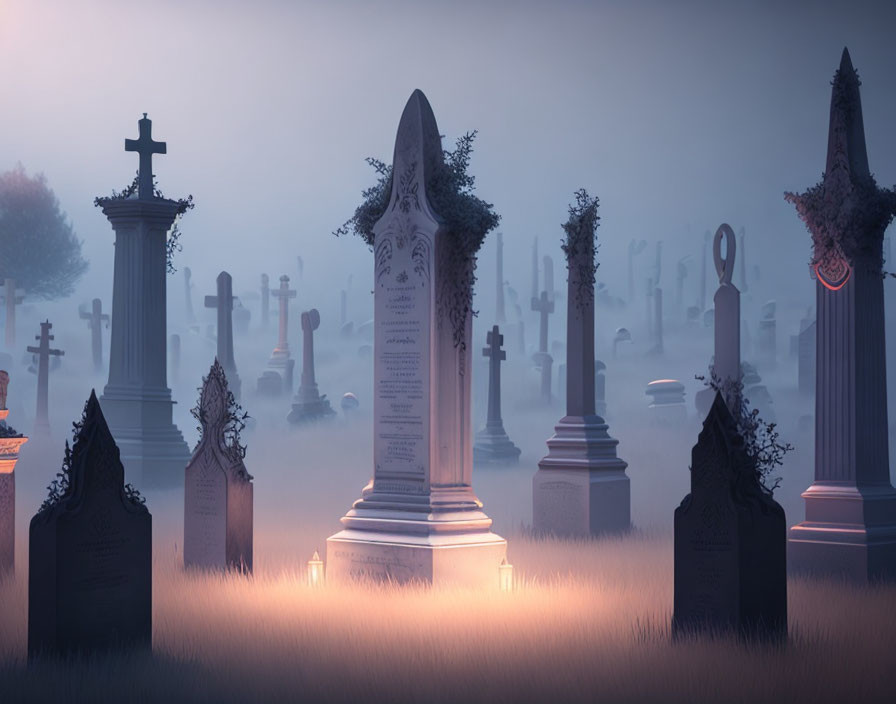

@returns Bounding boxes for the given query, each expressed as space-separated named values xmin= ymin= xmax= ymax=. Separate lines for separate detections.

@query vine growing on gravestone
xmin=560 ymin=188 xmax=600 ymax=310
xmin=94 ymin=172 xmax=194 ymax=275
xmin=335 ymin=132 xmax=500 ymax=348
xmin=191 ymin=365 xmax=251 ymax=466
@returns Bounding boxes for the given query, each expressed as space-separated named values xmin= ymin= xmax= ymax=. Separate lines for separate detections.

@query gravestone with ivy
xmin=28 ymin=391 xmax=151 ymax=658
xmin=787 ymin=49 xmax=896 ymax=582
xmin=328 ymin=89 xmax=506 ymax=585
xmin=533 ymin=190 xmax=631 ymax=536
xmin=95 ymin=114 xmax=192 ymax=488
xmin=79 ymin=298 xmax=109 ymax=373
xmin=184 ymin=360 xmax=253 ymax=572
xmin=673 ymin=392 xmax=787 ymax=639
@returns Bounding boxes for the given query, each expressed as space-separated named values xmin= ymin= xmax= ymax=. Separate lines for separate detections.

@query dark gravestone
xmin=28 ymin=391 xmax=151 ymax=658
xmin=184 ymin=360 xmax=253 ymax=572
xmin=673 ymin=392 xmax=786 ymax=639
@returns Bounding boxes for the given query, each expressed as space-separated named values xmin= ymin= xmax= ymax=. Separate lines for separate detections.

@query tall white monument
xmin=97 ymin=114 xmax=190 ymax=488
xmin=327 ymin=90 xmax=506 ymax=586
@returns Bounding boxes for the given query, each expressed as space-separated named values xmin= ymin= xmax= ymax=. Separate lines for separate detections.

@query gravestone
xmin=183 ymin=266 xmax=196 ymax=324
xmin=612 ymin=327 xmax=631 ymax=359
xmin=287 ymin=309 xmax=335 ymax=423
xmin=98 ymin=114 xmax=190 ymax=488
xmin=261 ymin=273 xmax=270 ymax=329
xmin=205 ymin=271 xmax=242 ymax=401
xmin=534 ymin=192 xmax=630 ymax=536
xmin=474 ymin=326 xmax=521 ymax=464
xmin=341 ymin=392 xmax=360 ymax=418
xmin=1 ymin=279 xmax=24 ymax=350
xmin=673 ymin=392 xmax=786 ymax=639
xmin=184 ymin=359 xmax=253 ymax=572
xmin=543 ymin=255 xmax=555 ymax=301
xmin=169 ymin=334 xmax=181 ymax=384
xmin=27 ymin=321 xmax=64 ymax=435
xmin=260 ymin=275 xmax=297 ymax=395
xmin=28 ymin=391 xmax=151 ymax=658
xmin=495 ymin=231 xmax=506 ymax=323
xmin=646 ymin=379 xmax=686 ymax=425
xmin=0 ymin=371 xmax=28 ymax=576
xmin=757 ymin=300 xmax=777 ymax=370
xmin=788 ymin=49 xmax=896 ymax=581
xmin=327 ymin=90 xmax=506 ymax=585
xmin=79 ymin=298 xmax=110 ymax=373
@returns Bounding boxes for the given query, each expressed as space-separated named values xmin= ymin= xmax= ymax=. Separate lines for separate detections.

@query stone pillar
xmin=328 ymin=90 xmax=505 ymax=585
xmin=288 ymin=309 xmax=334 ymax=423
xmin=261 ymin=273 xmax=270 ymax=329
xmin=98 ymin=114 xmax=190 ymax=489
xmin=0 ymin=393 xmax=28 ymax=576
xmin=788 ymin=49 xmax=896 ymax=582
xmin=534 ymin=192 xmax=630 ymax=536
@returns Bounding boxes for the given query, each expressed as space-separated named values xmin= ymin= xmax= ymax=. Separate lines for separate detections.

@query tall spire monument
xmin=787 ymin=49 xmax=896 ymax=581
xmin=96 ymin=114 xmax=191 ymax=488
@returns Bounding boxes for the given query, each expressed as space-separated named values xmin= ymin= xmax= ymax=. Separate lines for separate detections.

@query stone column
xmin=328 ymin=90 xmax=505 ymax=585
xmin=0 ymin=388 xmax=28 ymax=576
xmin=98 ymin=114 xmax=190 ymax=489
xmin=788 ymin=49 xmax=896 ymax=582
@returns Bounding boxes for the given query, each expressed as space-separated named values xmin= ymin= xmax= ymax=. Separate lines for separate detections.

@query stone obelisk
xmin=327 ymin=90 xmax=506 ymax=586
xmin=787 ymin=49 xmax=896 ymax=582
xmin=98 ymin=114 xmax=190 ymax=489
xmin=533 ymin=193 xmax=630 ymax=536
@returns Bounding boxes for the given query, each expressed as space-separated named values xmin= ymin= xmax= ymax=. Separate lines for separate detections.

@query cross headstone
xmin=534 ymin=192 xmax=630 ymax=537
xmin=79 ymin=298 xmax=109 ymax=373
xmin=183 ymin=266 xmax=196 ymax=324
xmin=1 ymin=279 xmax=25 ymax=349
xmin=531 ymin=290 xmax=554 ymax=358
xmin=328 ymin=90 xmax=505 ymax=585
xmin=0 ymin=371 xmax=28 ymax=576
xmin=125 ymin=112 xmax=166 ymax=199
xmin=261 ymin=273 xmax=270 ymax=329
xmin=287 ymin=309 xmax=335 ymax=423
xmin=259 ymin=274 xmax=297 ymax=395
xmin=184 ymin=359 xmax=253 ymax=572
xmin=28 ymin=391 xmax=151 ymax=658
xmin=495 ymin=231 xmax=506 ymax=323
xmin=673 ymin=392 xmax=786 ymax=639
xmin=788 ymin=49 xmax=896 ymax=581
xmin=204 ymin=271 xmax=241 ymax=401
xmin=474 ymin=325 xmax=520 ymax=464
xmin=26 ymin=321 xmax=64 ymax=435
xmin=99 ymin=114 xmax=190 ymax=488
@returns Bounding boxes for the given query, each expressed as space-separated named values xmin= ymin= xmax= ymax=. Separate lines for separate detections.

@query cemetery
xmin=0 ymin=2 xmax=895 ymax=702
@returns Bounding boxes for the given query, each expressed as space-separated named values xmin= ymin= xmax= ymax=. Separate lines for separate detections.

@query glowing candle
xmin=499 ymin=557 xmax=513 ymax=592
xmin=307 ymin=550 xmax=324 ymax=587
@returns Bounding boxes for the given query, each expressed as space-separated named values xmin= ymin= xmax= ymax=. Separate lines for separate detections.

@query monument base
xmin=533 ymin=415 xmax=630 ymax=536
xmin=789 ymin=483 xmax=896 ymax=582
xmin=473 ymin=426 xmax=521 ymax=465
xmin=99 ymin=390 xmax=191 ymax=489
xmin=287 ymin=396 xmax=335 ymax=424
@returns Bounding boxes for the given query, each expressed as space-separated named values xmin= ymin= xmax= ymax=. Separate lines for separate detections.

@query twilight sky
xmin=0 ymin=0 xmax=894 ymax=312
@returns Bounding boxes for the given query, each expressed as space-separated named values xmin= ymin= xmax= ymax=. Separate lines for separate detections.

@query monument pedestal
xmin=473 ymin=425 xmax=521 ymax=465
xmin=789 ymin=484 xmax=896 ymax=582
xmin=533 ymin=415 xmax=630 ymax=536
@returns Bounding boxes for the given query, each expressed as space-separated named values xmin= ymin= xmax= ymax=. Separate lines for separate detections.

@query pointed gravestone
xmin=534 ymin=191 xmax=630 ymax=536
xmin=1 ymin=279 xmax=24 ymax=350
xmin=259 ymin=275 xmax=296 ymax=396
xmin=787 ymin=49 xmax=896 ymax=581
xmin=184 ymin=360 xmax=253 ymax=572
xmin=79 ymin=298 xmax=110 ymax=373
xmin=328 ymin=90 xmax=506 ymax=585
xmin=673 ymin=392 xmax=786 ymax=639
xmin=27 ymin=321 xmax=64 ymax=435
xmin=260 ymin=273 xmax=270 ymax=330
xmin=0 ymin=371 xmax=28 ymax=576
xmin=288 ymin=309 xmax=335 ymax=423
xmin=205 ymin=271 xmax=242 ymax=401
xmin=474 ymin=326 xmax=521 ymax=464
xmin=28 ymin=391 xmax=151 ymax=658
xmin=97 ymin=114 xmax=191 ymax=488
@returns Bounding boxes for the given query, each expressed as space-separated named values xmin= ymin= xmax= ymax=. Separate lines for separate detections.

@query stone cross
xmin=261 ymin=273 xmax=270 ymax=329
xmin=327 ymin=89 xmax=505 ymax=585
xmin=531 ymin=290 xmax=554 ymax=356
xmin=788 ymin=48 xmax=896 ymax=582
xmin=28 ymin=391 xmax=151 ymax=657
xmin=183 ymin=267 xmax=196 ymax=323
xmin=204 ymin=271 xmax=241 ymax=400
xmin=26 ymin=321 xmax=64 ymax=434
xmin=712 ymin=224 xmax=741 ymax=407
xmin=473 ymin=325 xmax=520 ymax=464
xmin=79 ymin=298 xmax=109 ymax=373
xmin=125 ymin=113 xmax=166 ymax=200
xmin=184 ymin=359 xmax=253 ymax=573
xmin=543 ymin=255 xmax=555 ymax=301
xmin=271 ymin=275 xmax=296 ymax=356
xmin=495 ymin=231 xmax=506 ymax=323
xmin=1 ymin=278 xmax=24 ymax=349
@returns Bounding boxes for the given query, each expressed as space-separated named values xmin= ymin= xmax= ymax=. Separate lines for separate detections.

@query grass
xmin=1 ymin=530 xmax=894 ymax=704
